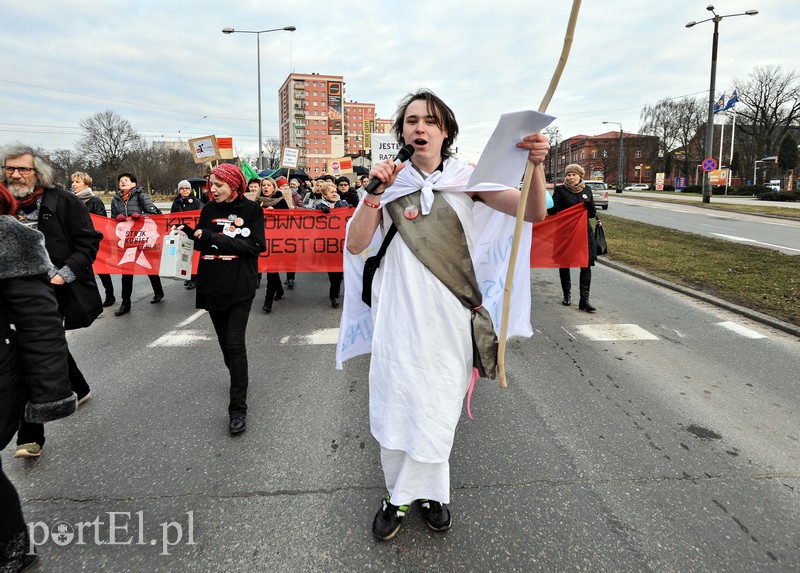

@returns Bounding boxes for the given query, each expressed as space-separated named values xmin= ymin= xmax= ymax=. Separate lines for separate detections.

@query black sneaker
xmin=420 ymin=499 xmax=451 ymax=531
xmin=372 ymin=496 xmax=409 ymax=541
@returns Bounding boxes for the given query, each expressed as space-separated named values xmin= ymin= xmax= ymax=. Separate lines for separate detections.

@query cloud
xmin=2 ymin=0 xmax=797 ymax=164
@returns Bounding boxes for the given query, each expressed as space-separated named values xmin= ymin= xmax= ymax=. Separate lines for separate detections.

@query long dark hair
xmin=392 ymin=89 xmax=459 ymax=159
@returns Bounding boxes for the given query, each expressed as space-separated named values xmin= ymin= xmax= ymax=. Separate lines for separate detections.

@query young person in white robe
xmin=344 ymin=89 xmax=550 ymax=541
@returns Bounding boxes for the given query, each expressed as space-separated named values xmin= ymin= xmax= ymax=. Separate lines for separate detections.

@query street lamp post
xmin=222 ymin=26 xmax=297 ymax=171
xmin=753 ymin=159 xmax=763 ymax=186
xmin=603 ymin=121 xmax=624 ymax=192
xmin=686 ymin=6 xmax=757 ymax=204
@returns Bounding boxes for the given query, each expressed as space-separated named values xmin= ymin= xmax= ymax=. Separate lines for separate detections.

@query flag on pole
xmin=713 ymin=92 xmax=726 ymax=114
xmin=241 ymin=159 xmax=259 ymax=181
xmin=723 ymin=90 xmax=739 ymax=111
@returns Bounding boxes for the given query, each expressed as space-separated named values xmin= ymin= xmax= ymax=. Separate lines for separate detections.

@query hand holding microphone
xmin=364 ymin=144 xmax=415 ymax=195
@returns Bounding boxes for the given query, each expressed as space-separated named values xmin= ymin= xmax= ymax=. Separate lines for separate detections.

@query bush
xmin=711 ymin=185 xmax=728 ymax=195
xmin=726 ymin=186 xmax=755 ymax=196
xmin=738 ymin=184 xmax=774 ymax=196
xmin=758 ymin=191 xmax=800 ymax=202
xmin=663 ymin=184 xmax=675 ymax=191
xmin=679 ymin=185 xmax=702 ymax=194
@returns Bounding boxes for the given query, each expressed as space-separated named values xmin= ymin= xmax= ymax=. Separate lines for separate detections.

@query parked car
xmin=624 ymin=183 xmax=650 ymax=191
xmin=584 ymin=180 xmax=609 ymax=210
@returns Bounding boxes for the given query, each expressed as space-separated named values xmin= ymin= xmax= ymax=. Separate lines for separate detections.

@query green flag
xmin=241 ymin=159 xmax=259 ymax=181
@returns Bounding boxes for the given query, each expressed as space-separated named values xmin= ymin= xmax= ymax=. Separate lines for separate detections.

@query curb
xmin=597 ymin=258 xmax=800 ymax=339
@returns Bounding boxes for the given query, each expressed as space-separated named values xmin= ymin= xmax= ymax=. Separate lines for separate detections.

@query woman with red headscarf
xmin=177 ymin=164 xmax=266 ymax=435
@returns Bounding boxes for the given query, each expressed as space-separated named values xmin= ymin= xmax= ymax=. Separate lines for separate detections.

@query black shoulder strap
xmin=373 ymin=223 xmax=397 ymax=264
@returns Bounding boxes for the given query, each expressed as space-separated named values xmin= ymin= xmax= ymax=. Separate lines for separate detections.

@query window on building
xmin=602 ymin=150 xmax=608 ymax=158
xmin=591 ymin=151 xmax=597 ymax=159
xmin=635 ymin=150 xmax=642 ymax=158
xmin=314 ymin=129 xmax=319 ymax=135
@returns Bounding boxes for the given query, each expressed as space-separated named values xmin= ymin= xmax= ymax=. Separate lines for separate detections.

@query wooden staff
xmin=497 ymin=0 xmax=583 ymax=388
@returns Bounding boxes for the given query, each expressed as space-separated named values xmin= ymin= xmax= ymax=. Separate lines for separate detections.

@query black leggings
xmin=0 ymin=458 xmax=25 ymax=543
xmin=120 ymin=274 xmax=164 ymax=303
xmin=208 ymin=298 xmax=254 ymax=418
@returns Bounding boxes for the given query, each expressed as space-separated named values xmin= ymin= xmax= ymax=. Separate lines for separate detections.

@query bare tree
xmin=48 ymin=149 xmax=93 ymax=190
xmin=77 ymin=110 xmax=141 ymax=189
xmin=641 ymin=96 xmax=705 ymax=182
xmin=262 ymin=137 xmax=282 ymax=171
xmin=733 ymin=66 xmax=800 ymax=177
xmin=124 ymin=139 xmax=159 ymax=194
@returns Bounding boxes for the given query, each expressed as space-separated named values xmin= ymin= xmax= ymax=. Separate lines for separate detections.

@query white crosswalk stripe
xmin=716 ymin=321 xmax=767 ymax=339
xmin=573 ymin=324 xmax=660 ymax=341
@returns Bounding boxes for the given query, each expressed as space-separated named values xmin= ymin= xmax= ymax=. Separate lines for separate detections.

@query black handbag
xmin=594 ymin=218 xmax=607 ymax=256
xmin=362 ymin=224 xmax=397 ymax=307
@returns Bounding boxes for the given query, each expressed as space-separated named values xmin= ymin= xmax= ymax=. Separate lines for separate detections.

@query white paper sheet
xmin=466 ymin=110 xmax=555 ymax=191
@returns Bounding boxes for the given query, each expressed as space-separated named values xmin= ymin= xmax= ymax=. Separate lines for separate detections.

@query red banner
xmin=91 ymin=208 xmax=354 ymax=274
xmin=530 ymin=204 xmax=589 ymax=268
xmin=91 ymin=204 xmax=589 ymax=275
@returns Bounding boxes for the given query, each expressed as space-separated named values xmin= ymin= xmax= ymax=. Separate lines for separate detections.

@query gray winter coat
xmin=0 ymin=216 xmax=76 ymax=449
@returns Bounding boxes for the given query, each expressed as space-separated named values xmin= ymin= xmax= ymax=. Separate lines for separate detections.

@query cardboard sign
xmin=188 ymin=136 xmax=220 ymax=164
xmin=217 ymin=137 xmax=234 ymax=160
xmin=282 ymin=147 xmax=299 ymax=169
xmin=329 ymin=156 xmax=353 ymax=175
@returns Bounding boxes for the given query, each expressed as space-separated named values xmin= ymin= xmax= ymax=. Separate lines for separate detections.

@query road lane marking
xmin=147 ymin=329 xmax=214 ymax=347
xmin=280 ymin=328 xmax=339 ymax=346
xmin=574 ymin=324 xmax=659 ymax=341
xmin=177 ymin=310 xmax=206 ymax=327
xmin=717 ymin=321 xmax=766 ymax=339
xmin=711 ymin=233 xmax=800 ymax=253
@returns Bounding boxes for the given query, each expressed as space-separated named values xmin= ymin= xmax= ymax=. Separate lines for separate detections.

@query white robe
xmin=336 ymin=158 xmax=536 ymax=464
xmin=370 ymin=191 xmax=475 ymax=463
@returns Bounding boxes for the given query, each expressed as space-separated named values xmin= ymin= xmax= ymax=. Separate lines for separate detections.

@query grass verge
xmin=601 ymin=214 xmax=800 ymax=327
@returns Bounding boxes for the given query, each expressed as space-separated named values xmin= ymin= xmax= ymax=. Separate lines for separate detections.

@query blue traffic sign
xmin=702 ymin=158 xmax=718 ymax=172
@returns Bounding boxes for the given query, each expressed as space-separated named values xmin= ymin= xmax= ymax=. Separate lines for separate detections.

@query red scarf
xmin=15 ymin=186 xmax=45 ymax=210
xmin=121 ymin=189 xmax=132 ymax=204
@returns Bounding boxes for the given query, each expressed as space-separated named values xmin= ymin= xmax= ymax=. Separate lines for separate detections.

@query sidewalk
xmin=618 ymin=190 xmax=800 ymax=209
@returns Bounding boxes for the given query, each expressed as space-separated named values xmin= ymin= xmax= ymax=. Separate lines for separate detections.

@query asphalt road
xmin=602 ymin=196 xmax=800 ymax=255
xmin=4 ymin=268 xmax=799 ymax=572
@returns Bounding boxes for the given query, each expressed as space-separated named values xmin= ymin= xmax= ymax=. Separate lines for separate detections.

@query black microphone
xmin=364 ymin=144 xmax=415 ymax=195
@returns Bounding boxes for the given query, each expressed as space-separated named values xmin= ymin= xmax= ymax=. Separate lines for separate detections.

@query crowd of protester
xmin=0 ymin=113 xmax=563 ymax=564
xmin=0 ymin=145 xmax=370 ymax=568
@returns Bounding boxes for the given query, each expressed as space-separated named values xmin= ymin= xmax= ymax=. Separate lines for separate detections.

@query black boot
xmin=114 ymin=301 xmax=131 ymax=316
xmin=578 ymin=267 xmax=596 ymax=312
xmin=263 ymin=285 xmax=275 ymax=313
xmin=0 ymin=529 xmax=39 ymax=572
xmin=559 ymin=268 xmax=571 ymax=306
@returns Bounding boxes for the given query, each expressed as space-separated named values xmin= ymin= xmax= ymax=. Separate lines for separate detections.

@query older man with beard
xmin=0 ymin=144 xmax=102 ymax=459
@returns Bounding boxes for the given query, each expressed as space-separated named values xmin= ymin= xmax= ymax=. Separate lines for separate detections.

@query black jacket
xmin=171 ymin=195 xmax=203 ymax=213
xmin=38 ymin=187 xmax=102 ymax=279
xmin=193 ymin=196 xmax=266 ymax=311
xmin=548 ymin=184 xmax=597 ymax=265
xmin=37 ymin=187 xmax=104 ymax=328
xmin=0 ymin=216 xmax=76 ymax=449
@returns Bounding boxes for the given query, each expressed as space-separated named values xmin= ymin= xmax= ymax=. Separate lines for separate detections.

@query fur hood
xmin=0 ymin=215 xmax=53 ymax=280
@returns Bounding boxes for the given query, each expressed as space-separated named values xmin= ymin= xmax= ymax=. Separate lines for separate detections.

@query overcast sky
xmin=2 ymin=0 xmax=796 ymax=164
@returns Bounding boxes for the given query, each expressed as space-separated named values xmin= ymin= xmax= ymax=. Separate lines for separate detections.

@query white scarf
xmin=335 ymin=157 xmax=533 ymax=369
